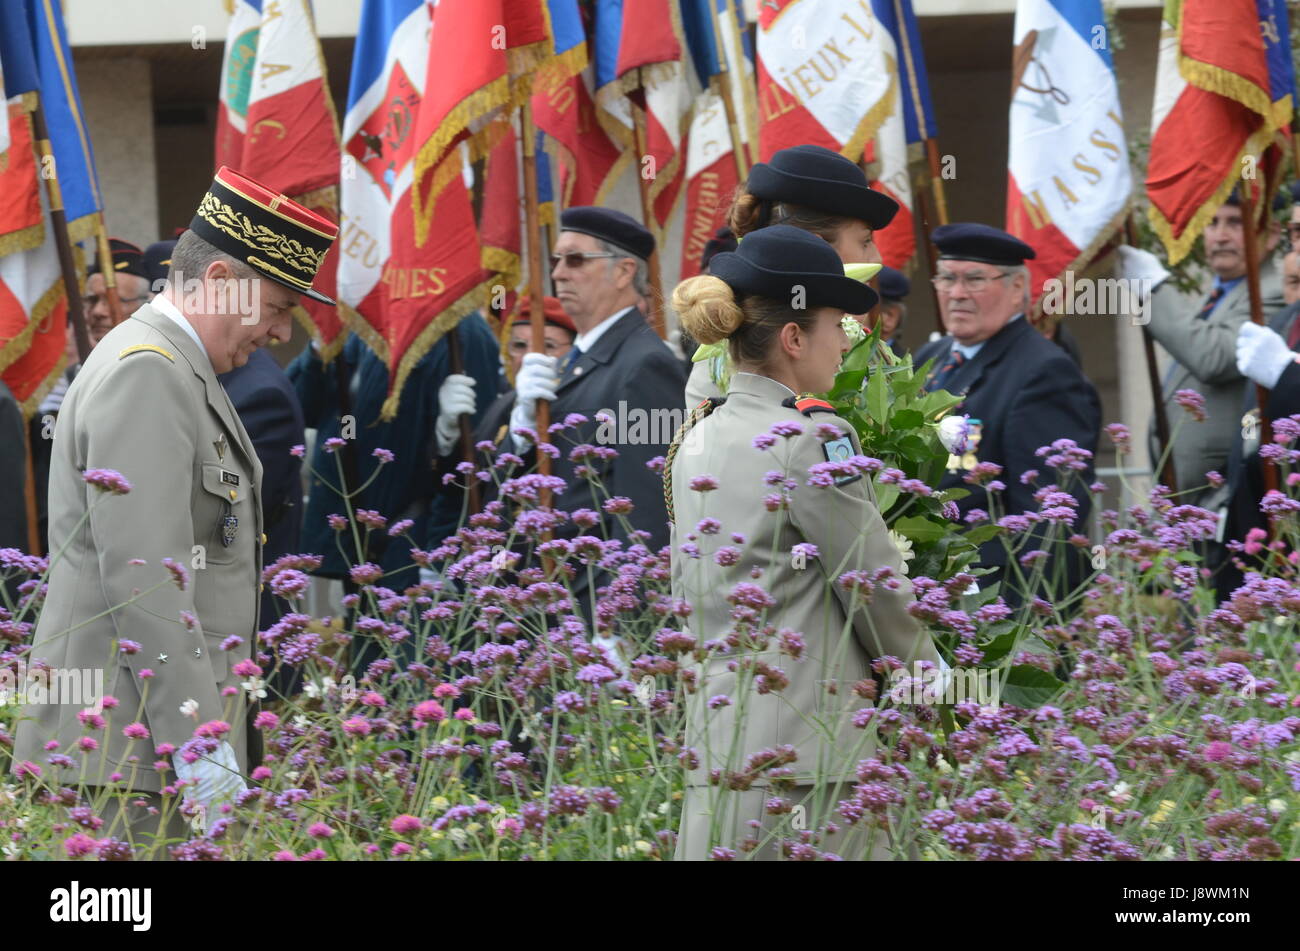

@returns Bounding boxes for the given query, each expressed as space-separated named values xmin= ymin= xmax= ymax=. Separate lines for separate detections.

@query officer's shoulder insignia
xmin=118 ymin=344 xmax=174 ymax=362
xmin=782 ymin=396 xmax=836 ymax=416
xmin=695 ymin=396 xmax=726 ymax=415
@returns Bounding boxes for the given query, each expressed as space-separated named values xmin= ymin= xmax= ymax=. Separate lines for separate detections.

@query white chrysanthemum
xmin=888 ymin=530 xmax=915 ymax=574
xmin=841 ymin=314 xmax=866 ymax=343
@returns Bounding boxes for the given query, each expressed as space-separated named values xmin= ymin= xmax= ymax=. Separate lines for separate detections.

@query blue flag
xmin=0 ymin=0 xmax=103 ymax=238
xmin=872 ymin=0 xmax=938 ymax=144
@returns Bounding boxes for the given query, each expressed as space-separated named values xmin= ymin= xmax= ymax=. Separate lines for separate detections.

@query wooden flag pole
xmin=94 ymin=224 xmax=126 ymax=328
xmin=30 ymin=103 xmax=91 ymax=364
xmin=630 ymin=100 xmax=667 ymax=338
xmin=707 ymin=0 xmax=749 ymax=183
xmin=1239 ymin=175 xmax=1279 ymax=504
xmin=1123 ymin=216 xmax=1178 ymax=491
xmin=520 ymin=102 xmax=553 ymax=498
xmin=445 ymin=328 xmax=480 ymax=515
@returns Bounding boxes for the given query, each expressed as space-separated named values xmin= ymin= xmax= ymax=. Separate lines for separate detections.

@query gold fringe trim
xmin=65 ymin=212 xmax=97 ymax=245
xmin=379 ymin=280 xmax=491 ymax=420
xmin=293 ymin=183 xmax=339 ymax=218
xmin=481 ymin=245 xmax=521 ymax=290
xmin=466 ymin=118 xmax=514 ymax=165
xmin=18 ymin=352 xmax=68 ymax=421
xmin=594 ymin=73 xmax=641 ymax=148
xmin=1177 ymin=45 xmax=1281 ymax=129
xmin=412 ymin=153 xmax=473 ymax=249
xmin=291 ymin=303 xmax=346 ymax=364
xmin=339 ymin=299 xmax=389 ymax=370
xmin=1148 ymin=126 xmax=1276 ymax=264
xmin=507 ymin=39 xmax=553 ymax=84
xmin=1030 ymin=198 xmax=1133 ymax=326
xmin=411 ymin=76 xmax=514 ymax=232
xmin=839 ymin=58 xmax=898 ymax=164
xmin=534 ymin=42 xmax=589 ymax=92
xmin=0 ymin=220 xmax=45 ymax=257
xmin=0 ymin=275 xmax=65 ymax=376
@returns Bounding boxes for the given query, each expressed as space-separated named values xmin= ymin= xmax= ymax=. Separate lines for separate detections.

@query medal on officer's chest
xmin=220 ymin=506 xmax=238 ymax=547
xmin=946 ymin=418 xmax=984 ymax=474
xmin=218 ymin=469 xmax=240 ymax=547
xmin=214 ymin=432 xmax=227 ymax=462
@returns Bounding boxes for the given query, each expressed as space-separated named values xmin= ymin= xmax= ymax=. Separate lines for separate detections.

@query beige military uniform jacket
xmin=13 ymin=303 xmax=263 ymax=792
xmin=669 ymin=372 xmax=939 ymax=789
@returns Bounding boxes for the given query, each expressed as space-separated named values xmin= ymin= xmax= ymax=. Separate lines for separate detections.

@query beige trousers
xmin=675 ymin=782 xmax=913 ymax=861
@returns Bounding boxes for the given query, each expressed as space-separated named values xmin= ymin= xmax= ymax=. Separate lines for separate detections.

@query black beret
xmin=189 ymin=166 xmax=339 ymax=304
xmin=1225 ymin=184 xmax=1291 ymax=212
xmin=700 ymin=226 xmax=737 ymax=270
xmin=560 ymin=206 xmax=655 ymax=260
xmin=932 ymin=223 xmax=1036 ymax=266
xmin=708 ymin=224 xmax=877 ymax=314
xmin=142 ymin=240 xmax=177 ymax=288
xmin=877 ymin=266 xmax=910 ymax=301
xmin=747 ymin=144 xmax=898 ymax=230
xmin=89 ymin=237 xmax=148 ymax=280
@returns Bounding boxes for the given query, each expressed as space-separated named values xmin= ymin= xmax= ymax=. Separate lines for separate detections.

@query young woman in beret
xmin=685 ymin=144 xmax=900 ymax=405
xmin=664 ymin=225 xmax=942 ymax=861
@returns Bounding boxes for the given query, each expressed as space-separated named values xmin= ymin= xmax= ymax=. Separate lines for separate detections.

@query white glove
xmin=173 ymin=740 xmax=247 ymax=834
xmin=1113 ymin=245 xmax=1171 ymax=290
xmin=435 ymin=374 xmax=477 ymax=457
xmin=509 ymin=352 xmax=559 ymax=453
xmin=1237 ymin=321 xmax=1297 ymax=388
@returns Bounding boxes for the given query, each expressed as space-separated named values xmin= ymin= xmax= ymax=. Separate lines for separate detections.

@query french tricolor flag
xmin=1006 ymin=0 xmax=1131 ymax=311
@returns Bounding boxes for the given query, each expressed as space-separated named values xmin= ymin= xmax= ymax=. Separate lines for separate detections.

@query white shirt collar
xmin=151 ymin=294 xmax=208 ymax=363
xmin=952 ymin=312 xmax=1023 ymax=360
xmin=573 ymin=305 xmax=635 ymax=353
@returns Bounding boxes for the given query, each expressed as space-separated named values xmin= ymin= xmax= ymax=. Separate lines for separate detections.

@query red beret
xmin=511 ymin=295 xmax=577 ymax=334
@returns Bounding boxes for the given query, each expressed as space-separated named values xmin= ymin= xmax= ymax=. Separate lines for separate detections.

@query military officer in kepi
xmin=12 ymin=166 xmax=338 ymax=848
xmin=913 ymin=223 xmax=1101 ymax=599
xmin=665 ymin=225 xmax=942 ymax=861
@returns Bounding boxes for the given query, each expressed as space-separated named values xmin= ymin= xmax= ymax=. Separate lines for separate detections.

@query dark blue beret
xmin=747 ymin=144 xmax=898 ymax=230
xmin=1225 ymin=184 xmax=1291 ymax=212
xmin=708 ymin=225 xmax=877 ymax=314
xmin=560 ymin=206 xmax=655 ymax=260
xmin=931 ymin=223 xmax=1036 ymax=266
xmin=142 ymin=239 xmax=177 ymax=287
xmin=877 ymin=266 xmax=910 ymax=301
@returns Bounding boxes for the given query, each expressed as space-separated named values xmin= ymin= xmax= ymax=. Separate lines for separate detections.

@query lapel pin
xmin=214 ymin=433 xmax=227 ymax=461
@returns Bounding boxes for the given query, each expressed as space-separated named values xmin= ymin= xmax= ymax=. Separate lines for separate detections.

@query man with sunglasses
xmin=915 ymin=223 xmax=1101 ymax=597
xmin=504 ymin=206 xmax=686 ymax=628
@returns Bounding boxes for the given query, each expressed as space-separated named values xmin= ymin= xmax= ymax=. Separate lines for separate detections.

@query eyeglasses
xmin=550 ymin=251 xmax=619 ymax=270
xmin=931 ymin=270 xmax=1011 ymax=293
xmin=82 ymin=293 xmax=150 ymax=311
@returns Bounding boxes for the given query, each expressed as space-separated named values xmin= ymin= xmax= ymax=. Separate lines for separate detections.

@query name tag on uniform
xmin=220 ymin=470 xmax=240 ymax=486
xmin=822 ymin=434 xmax=860 ymax=485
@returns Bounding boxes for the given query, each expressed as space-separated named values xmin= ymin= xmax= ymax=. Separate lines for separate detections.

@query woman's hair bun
xmin=672 ymin=275 xmax=744 ymax=345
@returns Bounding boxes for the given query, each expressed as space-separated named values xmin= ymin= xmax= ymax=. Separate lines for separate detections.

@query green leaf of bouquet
xmin=963 ymin=524 xmax=1003 ymax=546
xmin=894 ymin=514 xmax=949 ymax=543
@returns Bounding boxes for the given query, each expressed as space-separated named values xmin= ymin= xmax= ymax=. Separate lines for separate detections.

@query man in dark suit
xmin=876 ymin=266 xmax=909 ymax=359
xmin=219 ymin=351 xmax=305 ymax=614
xmin=503 ymin=207 xmax=686 ymax=607
xmin=0 ymin=380 xmax=27 ymax=568
xmin=914 ymin=224 xmax=1102 ymax=596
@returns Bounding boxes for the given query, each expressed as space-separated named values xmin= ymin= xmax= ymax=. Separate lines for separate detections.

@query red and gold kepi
xmin=188 ymin=165 xmax=339 ymax=305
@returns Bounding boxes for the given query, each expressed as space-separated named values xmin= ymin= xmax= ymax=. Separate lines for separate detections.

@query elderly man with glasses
xmin=503 ymin=206 xmax=685 ymax=644
xmin=914 ymin=223 xmax=1101 ymax=598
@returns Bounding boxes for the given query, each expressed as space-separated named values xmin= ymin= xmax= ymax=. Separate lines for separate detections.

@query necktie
xmin=1287 ymin=314 xmax=1300 ymax=350
xmin=1195 ymin=285 xmax=1225 ymax=321
xmin=563 ymin=345 xmax=583 ymax=373
xmin=927 ymin=348 xmax=965 ymax=392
